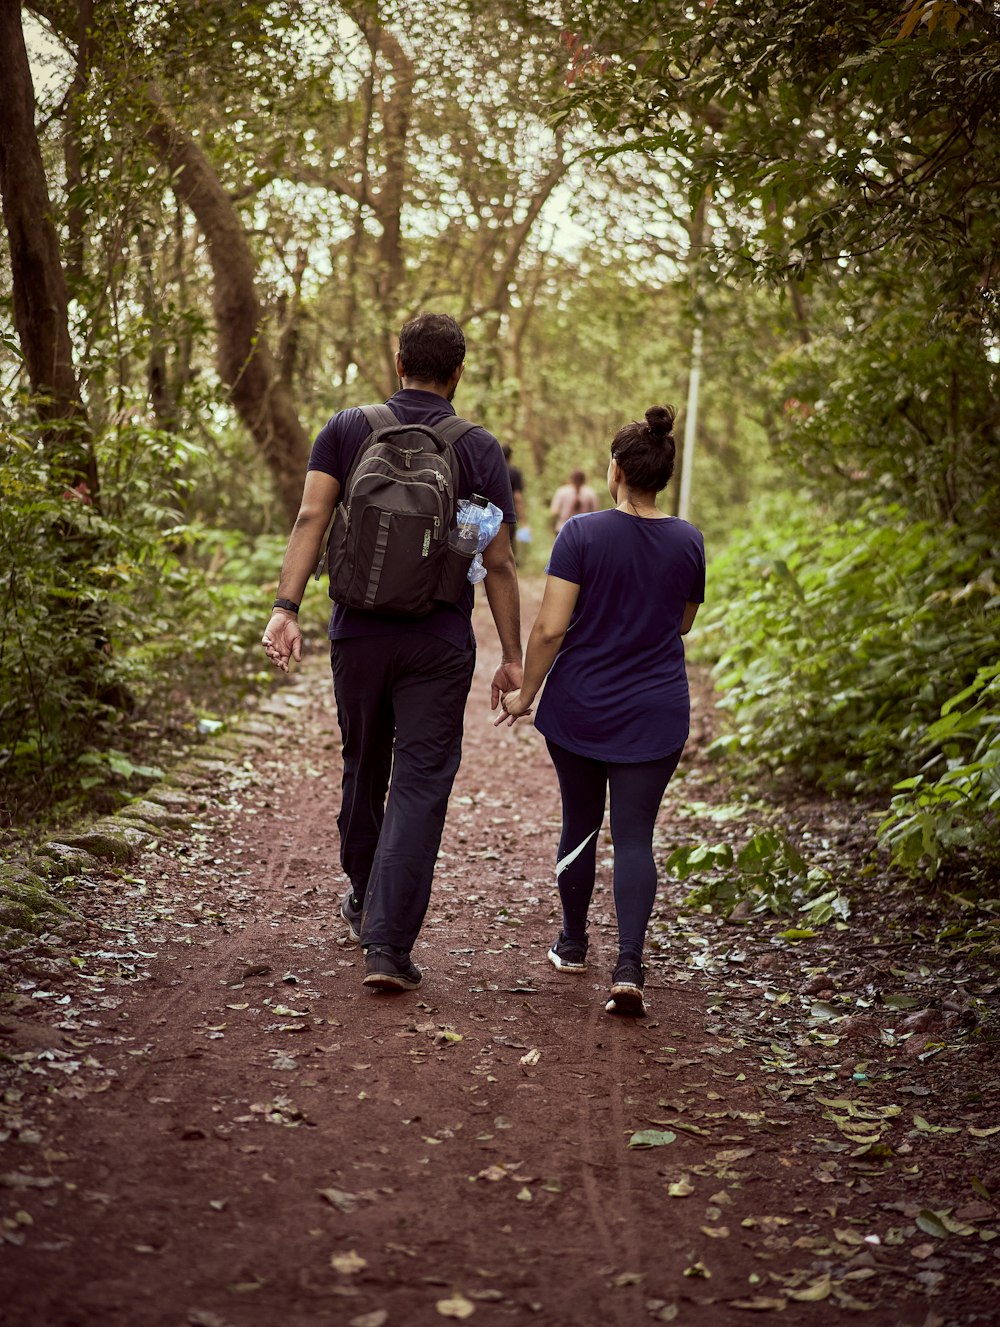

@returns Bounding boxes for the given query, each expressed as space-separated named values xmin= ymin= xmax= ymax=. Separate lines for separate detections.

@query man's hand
xmin=491 ymin=659 xmax=523 ymax=710
xmin=494 ymin=687 xmax=533 ymax=727
xmin=261 ymin=611 xmax=302 ymax=672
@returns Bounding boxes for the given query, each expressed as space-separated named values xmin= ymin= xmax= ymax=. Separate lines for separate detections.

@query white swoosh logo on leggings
xmin=555 ymin=828 xmax=600 ymax=878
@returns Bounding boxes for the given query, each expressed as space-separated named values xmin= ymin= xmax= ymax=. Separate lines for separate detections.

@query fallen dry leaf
xmin=331 ymin=1250 xmax=368 ymax=1275
xmin=787 ymin=1274 xmax=832 ymax=1302
xmin=319 ymin=1188 xmax=358 ymax=1213
xmin=436 ymin=1292 xmax=475 ymax=1319
xmin=683 ymin=1260 xmax=710 ymax=1279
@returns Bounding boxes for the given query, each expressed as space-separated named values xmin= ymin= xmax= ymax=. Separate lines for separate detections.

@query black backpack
xmin=325 ymin=404 xmax=478 ymax=617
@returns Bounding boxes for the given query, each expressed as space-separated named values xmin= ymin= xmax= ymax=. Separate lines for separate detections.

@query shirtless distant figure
xmin=549 ymin=469 xmax=599 ymax=533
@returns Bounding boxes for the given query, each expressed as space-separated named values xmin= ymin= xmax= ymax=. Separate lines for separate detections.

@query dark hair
xmin=570 ymin=469 xmax=586 ymax=487
xmin=611 ymin=405 xmax=676 ymax=492
xmin=397 ymin=312 xmax=466 ymax=385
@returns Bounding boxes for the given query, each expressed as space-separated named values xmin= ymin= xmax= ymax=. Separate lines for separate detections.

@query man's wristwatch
xmin=272 ymin=598 xmax=300 ymax=614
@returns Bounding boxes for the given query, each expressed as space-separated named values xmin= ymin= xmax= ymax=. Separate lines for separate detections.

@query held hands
xmin=494 ymin=687 xmax=533 ymax=727
xmin=261 ymin=611 xmax=302 ymax=672
xmin=490 ymin=659 xmax=523 ymax=712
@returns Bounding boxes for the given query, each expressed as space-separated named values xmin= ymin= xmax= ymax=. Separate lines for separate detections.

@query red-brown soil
xmin=1 ymin=581 xmax=998 ymax=1326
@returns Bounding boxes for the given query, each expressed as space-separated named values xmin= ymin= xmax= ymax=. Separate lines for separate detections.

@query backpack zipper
xmin=347 ymin=473 xmax=449 ymax=534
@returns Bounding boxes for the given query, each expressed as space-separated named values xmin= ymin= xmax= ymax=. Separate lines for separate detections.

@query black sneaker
xmin=340 ymin=889 xmax=363 ymax=943
xmin=363 ymin=946 xmax=422 ymax=992
xmin=606 ymin=960 xmax=646 ymax=1016
xmin=547 ymin=932 xmax=589 ymax=973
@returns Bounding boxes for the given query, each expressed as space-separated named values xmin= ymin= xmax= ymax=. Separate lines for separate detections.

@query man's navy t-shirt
xmin=307 ymin=389 xmax=515 ymax=653
xmin=533 ymin=510 xmax=706 ymax=762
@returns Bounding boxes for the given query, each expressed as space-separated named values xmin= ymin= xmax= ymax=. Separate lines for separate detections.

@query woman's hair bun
xmin=645 ymin=404 xmax=675 ymax=442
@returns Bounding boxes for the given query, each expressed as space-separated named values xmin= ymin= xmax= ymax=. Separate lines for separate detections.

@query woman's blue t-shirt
xmin=533 ymin=509 xmax=706 ymax=762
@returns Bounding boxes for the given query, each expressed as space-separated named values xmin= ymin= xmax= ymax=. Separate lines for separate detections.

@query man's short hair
xmin=397 ymin=313 xmax=466 ymax=385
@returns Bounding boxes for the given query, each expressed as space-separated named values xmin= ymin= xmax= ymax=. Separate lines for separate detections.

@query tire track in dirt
xmin=575 ymin=977 xmax=632 ymax=1327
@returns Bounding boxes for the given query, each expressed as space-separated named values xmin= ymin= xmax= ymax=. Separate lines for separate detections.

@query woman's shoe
xmin=547 ymin=932 xmax=589 ymax=972
xmin=606 ymin=960 xmax=646 ymax=1016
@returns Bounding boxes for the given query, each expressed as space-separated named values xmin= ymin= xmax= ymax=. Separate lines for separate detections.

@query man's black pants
xmin=331 ymin=633 xmax=476 ymax=954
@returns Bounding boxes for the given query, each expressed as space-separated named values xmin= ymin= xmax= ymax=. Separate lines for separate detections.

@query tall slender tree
xmin=0 ymin=0 xmax=94 ymax=491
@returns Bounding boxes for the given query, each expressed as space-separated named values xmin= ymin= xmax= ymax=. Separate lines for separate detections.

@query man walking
xmin=502 ymin=443 xmax=526 ymax=562
xmin=261 ymin=313 xmax=522 ymax=992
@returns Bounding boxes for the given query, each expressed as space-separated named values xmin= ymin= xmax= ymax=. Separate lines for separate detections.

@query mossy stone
xmin=0 ymin=899 xmax=39 ymax=933
xmin=143 ymin=789 xmax=201 ymax=812
xmin=188 ymin=758 xmax=231 ymax=774
xmin=58 ymin=826 xmax=138 ymax=865
xmin=123 ymin=800 xmax=191 ymax=830
xmin=240 ymin=720 xmax=278 ymax=738
xmin=0 ymin=863 xmax=49 ymax=896
xmin=165 ymin=768 xmax=211 ymax=790
xmin=34 ymin=842 xmax=102 ymax=877
xmin=0 ymin=927 xmax=35 ymax=952
xmin=0 ymin=864 xmax=78 ymax=921
xmin=200 ymin=734 xmax=245 ymax=754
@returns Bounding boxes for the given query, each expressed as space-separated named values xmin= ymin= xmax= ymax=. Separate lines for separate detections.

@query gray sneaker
xmin=340 ymin=889 xmax=362 ymax=943
xmin=363 ymin=946 xmax=422 ymax=992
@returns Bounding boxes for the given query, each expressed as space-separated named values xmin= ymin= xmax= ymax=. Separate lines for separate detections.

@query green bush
xmin=666 ymin=829 xmax=849 ymax=926
xmin=695 ymin=499 xmax=999 ymax=881
xmin=878 ymin=663 xmax=1000 ymax=881
xmin=0 ymin=422 xmax=297 ymax=820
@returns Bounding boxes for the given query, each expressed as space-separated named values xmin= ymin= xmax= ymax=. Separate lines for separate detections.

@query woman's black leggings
xmin=545 ymin=739 xmax=683 ymax=965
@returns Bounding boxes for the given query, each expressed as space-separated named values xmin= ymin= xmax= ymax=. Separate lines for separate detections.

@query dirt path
xmin=1 ymin=583 xmax=997 ymax=1326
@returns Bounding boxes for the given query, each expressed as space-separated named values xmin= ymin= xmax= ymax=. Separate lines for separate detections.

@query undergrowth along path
xmin=1 ymin=582 xmax=997 ymax=1326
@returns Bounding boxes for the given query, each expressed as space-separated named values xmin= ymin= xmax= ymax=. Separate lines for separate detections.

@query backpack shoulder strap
xmin=359 ymin=403 xmax=399 ymax=433
xmin=435 ymin=415 xmax=478 ymax=447
xmin=339 ymin=404 xmax=400 ymax=499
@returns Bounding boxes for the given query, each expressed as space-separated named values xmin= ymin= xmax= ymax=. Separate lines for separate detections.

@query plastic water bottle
xmin=453 ymin=501 xmax=482 ymax=557
xmin=454 ymin=494 xmax=502 ymax=583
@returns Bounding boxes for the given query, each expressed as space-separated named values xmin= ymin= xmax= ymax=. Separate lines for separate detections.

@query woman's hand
xmin=494 ymin=688 xmax=533 ymax=727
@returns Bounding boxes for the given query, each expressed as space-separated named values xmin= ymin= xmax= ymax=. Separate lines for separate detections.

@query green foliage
xmin=76 ymin=749 xmax=165 ymax=790
xmin=0 ymin=420 xmax=290 ymax=818
xmin=666 ymin=828 xmax=849 ymax=924
xmin=560 ymin=1 xmax=1000 ymax=325
xmin=769 ymin=274 xmax=1000 ymax=529
xmin=0 ymin=432 xmax=126 ymax=790
xmin=878 ymin=664 xmax=1000 ymax=880
xmin=696 ymin=498 xmax=999 ymax=880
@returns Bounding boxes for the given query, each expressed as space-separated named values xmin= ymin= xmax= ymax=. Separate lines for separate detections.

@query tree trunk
xmin=0 ymin=0 xmax=94 ymax=488
xmin=142 ymin=85 xmax=310 ymax=526
xmin=787 ymin=280 xmax=812 ymax=345
xmin=63 ymin=0 xmax=92 ymax=285
xmin=28 ymin=0 xmax=310 ymax=524
xmin=137 ymin=224 xmax=178 ymax=433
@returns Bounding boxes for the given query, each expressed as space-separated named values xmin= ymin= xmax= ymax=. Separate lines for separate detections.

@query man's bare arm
xmin=261 ymin=471 xmax=340 ymax=671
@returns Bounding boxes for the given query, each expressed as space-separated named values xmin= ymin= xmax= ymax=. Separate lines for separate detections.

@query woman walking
xmin=497 ymin=406 xmax=704 ymax=1016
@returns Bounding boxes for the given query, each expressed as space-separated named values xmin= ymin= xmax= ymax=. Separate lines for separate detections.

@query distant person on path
xmin=261 ymin=313 xmax=523 ymax=993
xmin=496 ymin=406 xmax=704 ymax=1016
xmin=549 ymin=468 xmax=598 ymax=534
xmin=502 ymin=443 xmax=528 ymax=562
